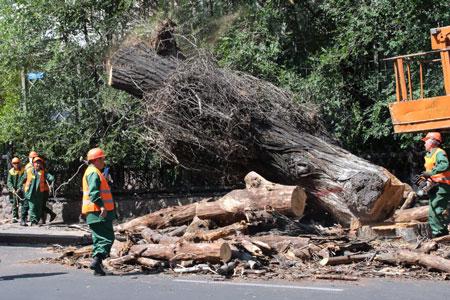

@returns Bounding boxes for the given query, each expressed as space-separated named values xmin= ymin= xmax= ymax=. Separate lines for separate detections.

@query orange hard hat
xmin=421 ymin=132 xmax=442 ymax=143
xmin=11 ymin=157 xmax=21 ymax=164
xmin=87 ymin=148 xmax=106 ymax=161
xmin=33 ymin=156 xmax=44 ymax=163
xmin=29 ymin=151 xmax=39 ymax=158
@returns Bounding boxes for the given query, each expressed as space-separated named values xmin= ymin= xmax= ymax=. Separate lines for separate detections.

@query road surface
xmin=0 ymin=245 xmax=449 ymax=300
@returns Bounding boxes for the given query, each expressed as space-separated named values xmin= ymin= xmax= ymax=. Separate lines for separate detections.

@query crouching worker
xmin=82 ymin=148 xmax=115 ymax=276
xmin=24 ymin=157 xmax=55 ymax=226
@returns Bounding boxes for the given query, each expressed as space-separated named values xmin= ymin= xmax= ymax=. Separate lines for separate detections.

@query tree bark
xmin=117 ymin=172 xmax=306 ymax=232
xmin=183 ymin=221 xmax=248 ymax=242
xmin=130 ymin=241 xmax=232 ymax=263
xmin=108 ymin=42 xmax=405 ymax=226
xmin=393 ymin=206 xmax=428 ymax=223
xmin=107 ymin=44 xmax=178 ymax=98
xmin=376 ymin=249 xmax=450 ymax=273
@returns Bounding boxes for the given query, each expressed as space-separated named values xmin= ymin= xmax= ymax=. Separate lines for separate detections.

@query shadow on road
xmin=0 ymin=272 xmax=67 ymax=281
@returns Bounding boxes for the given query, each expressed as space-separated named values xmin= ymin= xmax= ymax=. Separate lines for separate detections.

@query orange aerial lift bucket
xmin=387 ymin=26 xmax=450 ymax=133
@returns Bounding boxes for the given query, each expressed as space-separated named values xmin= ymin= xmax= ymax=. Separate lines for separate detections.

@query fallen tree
xmin=108 ymin=20 xmax=404 ymax=226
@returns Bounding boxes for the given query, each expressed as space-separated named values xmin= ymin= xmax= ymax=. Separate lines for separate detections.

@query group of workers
xmin=7 ymin=151 xmax=56 ymax=226
xmin=6 ymin=147 xmax=115 ymax=276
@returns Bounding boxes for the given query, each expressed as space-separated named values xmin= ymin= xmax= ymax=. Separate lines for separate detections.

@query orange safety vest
xmin=81 ymin=165 xmax=114 ymax=214
xmin=25 ymin=162 xmax=32 ymax=171
xmin=24 ymin=168 xmax=49 ymax=193
xmin=424 ymin=148 xmax=450 ymax=185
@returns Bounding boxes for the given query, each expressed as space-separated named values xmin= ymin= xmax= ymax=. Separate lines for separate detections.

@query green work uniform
xmin=24 ymin=169 xmax=55 ymax=224
xmin=425 ymin=148 xmax=450 ymax=237
xmin=41 ymin=190 xmax=56 ymax=223
xmin=85 ymin=171 xmax=116 ymax=258
xmin=6 ymin=167 xmax=26 ymax=220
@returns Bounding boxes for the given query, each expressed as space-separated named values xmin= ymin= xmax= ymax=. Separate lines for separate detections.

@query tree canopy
xmin=1 ymin=0 xmax=449 ymax=185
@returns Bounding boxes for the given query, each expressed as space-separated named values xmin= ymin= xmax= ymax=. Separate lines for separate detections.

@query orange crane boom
xmin=387 ymin=26 xmax=450 ymax=133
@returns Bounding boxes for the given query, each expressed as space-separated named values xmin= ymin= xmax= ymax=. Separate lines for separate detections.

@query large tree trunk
xmin=108 ymin=38 xmax=405 ymax=226
xmin=117 ymin=172 xmax=306 ymax=232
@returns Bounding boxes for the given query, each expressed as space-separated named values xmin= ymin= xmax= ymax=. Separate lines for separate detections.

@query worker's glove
xmin=421 ymin=172 xmax=432 ymax=178
xmin=413 ymin=174 xmax=426 ymax=185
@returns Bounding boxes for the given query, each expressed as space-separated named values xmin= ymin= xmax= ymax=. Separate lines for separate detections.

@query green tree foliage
xmin=0 ymin=0 xmax=155 ymax=169
xmin=1 ymin=0 xmax=450 ymax=183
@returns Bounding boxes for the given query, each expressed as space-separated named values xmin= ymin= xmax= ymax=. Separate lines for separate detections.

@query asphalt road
xmin=1 ymin=245 xmax=449 ymax=300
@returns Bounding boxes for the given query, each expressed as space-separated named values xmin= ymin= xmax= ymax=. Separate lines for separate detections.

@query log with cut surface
xmin=117 ymin=172 xmax=306 ymax=232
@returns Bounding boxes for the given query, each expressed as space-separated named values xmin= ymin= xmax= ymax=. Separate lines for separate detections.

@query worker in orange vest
xmin=25 ymin=151 xmax=39 ymax=171
xmin=420 ymin=132 xmax=450 ymax=237
xmin=7 ymin=157 xmax=25 ymax=223
xmin=82 ymin=148 xmax=116 ymax=276
xmin=23 ymin=157 xmax=55 ymax=225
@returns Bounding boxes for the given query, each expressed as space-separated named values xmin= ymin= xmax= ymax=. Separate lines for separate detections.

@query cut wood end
xmin=291 ymin=187 xmax=307 ymax=217
xmin=107 ymin=62 xmax=113 ymax=86
xmin=319 ymin=257 xmax=329 ymax=266
xmin=220 ymin=243 xmax=232 ymax=262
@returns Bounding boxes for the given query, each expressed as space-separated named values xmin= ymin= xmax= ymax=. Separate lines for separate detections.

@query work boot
xmin=49 ymin=212 xmax=57 ymax=222
xmin=89 ymin=256 xmax=106 ymax=276
xmin=20 ymin=220 xmax=28 ymax=226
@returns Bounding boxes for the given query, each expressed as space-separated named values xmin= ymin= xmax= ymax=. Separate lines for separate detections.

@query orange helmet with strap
xmin=87 ymin=148 xmax=106 ymax=161
xmin=421 ymin=132 xmax=442 ymax=143
xmin=33 ymin=156 xmax=44 ymax=164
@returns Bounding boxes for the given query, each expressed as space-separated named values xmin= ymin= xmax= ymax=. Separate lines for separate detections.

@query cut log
xmin=183 ymin=221 xmax=248 ymax=242
xmin=393 ymin=206 xmax=428 ymax=223
xmin=130 ymin=241 xmax=232 ymax=263
xmin=376 ymin=249 xmax=450 ymax=273
xmin=108 ymin=40 xmax=405 ymax=226
xmin=136 ymin=257 xmax=162 ymax=268
xmin=108 ymin=254 xmax=136 ymax=266
xmin=117 ymin=172 xmax=306 ymax=232
xmin=319 ymin=253 xmax=373 ymax=266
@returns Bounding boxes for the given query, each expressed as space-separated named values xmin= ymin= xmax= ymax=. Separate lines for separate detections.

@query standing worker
xmin=25 ymin=151 xmax=39 ymax=171
xmin=419 ymin=132 xmax=450 ymax=237
xmin=82 ymin=148 xmax=115 ymax=276
xmin=24 ymin=157 xmax=55 ymax=225
xmin=6 ymin=157 xmax=26 ymax=224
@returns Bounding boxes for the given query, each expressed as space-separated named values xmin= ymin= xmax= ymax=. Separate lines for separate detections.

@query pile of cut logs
xmin=49 ymin=172 xmax=450 ymax=280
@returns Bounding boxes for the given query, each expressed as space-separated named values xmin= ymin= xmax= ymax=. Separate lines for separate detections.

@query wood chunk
xmin=183 ymin=221 xmax=248 ymax=242
xmin=130 ymin=241 xmax=232 ymax=263
xmin=136 ymin=257 xmax=162 ymax=268
xmin=376 ymin=250 xmax=450 ymax=273
xmin=394 ymin=206 xmax=428 ymax=223
xmin=319 ymin=253 xmax=373 ymax=266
